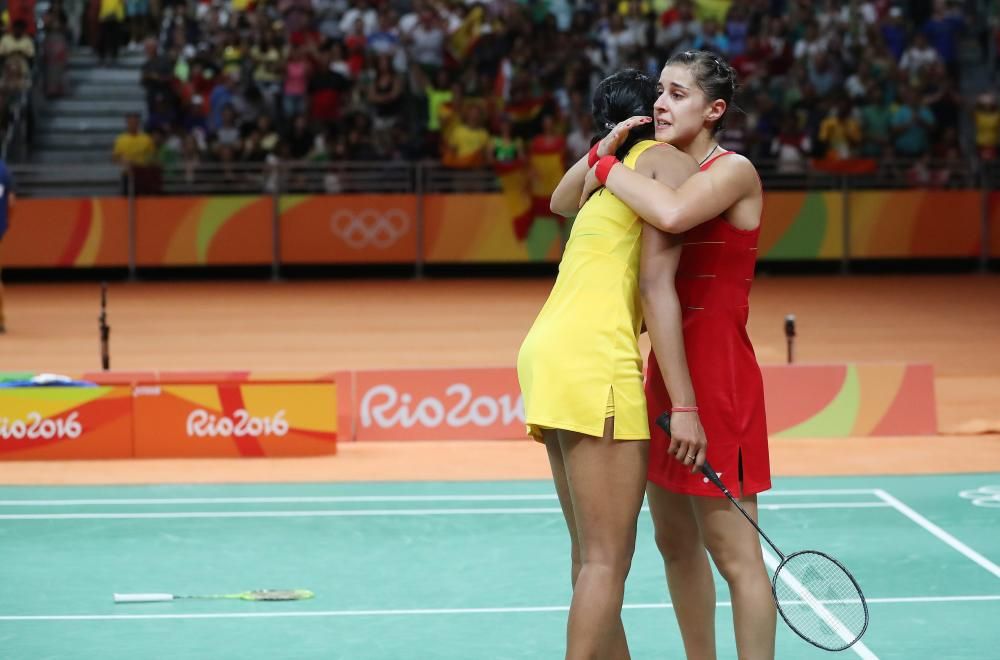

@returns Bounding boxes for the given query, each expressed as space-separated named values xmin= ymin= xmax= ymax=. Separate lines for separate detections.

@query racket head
xmin=239 ymin=589 xmax=314 ymax=601
xmin=771 ymin=550 xmax=869 ymax=652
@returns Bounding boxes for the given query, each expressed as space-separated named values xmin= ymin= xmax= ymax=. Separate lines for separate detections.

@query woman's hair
xmin=666 ymin=50 xmax=738 ymax=134
xmin=591 ymin=69 xmax=657 ymax=160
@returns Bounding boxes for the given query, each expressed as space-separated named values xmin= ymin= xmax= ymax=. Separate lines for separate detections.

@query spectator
xmin=0 ymin=156 xmax=12 ymax=334
xmin=282 ymin=45 xmax=312 ymax=120
xmin=442 ymin=103 xmax=489 ymax=169
xmin=880 ymin=6 xmax=907 ymax=60
xmin=771 ymin=116 xmax=811 ymax=174
xmin=565 ymin=112 xmax=593 ymax=163
xmin=96 ymin=0 xmax=124 ymax=65
xmin=124 ymin=0 xmax=150 ymax=51
xmin=42 ymin=3 xmax=71 ymax=98
xmin=140 ymin=37 xmax=175 ymax=113
xmin=973 ymin=92 xmax=1000 ymax=162
xmin=309 ymin=47 xmax=350 ymax=126
xmin=858 ymin=84 xmax=894 ymax=158
xmin=404 ymin=8 xmax=445 ymax=75
xmin=818 ymin=99 xmax=862 ymax=159
xmin=286 ymin=113 xmax=315 ymax=161
xmin=923 ymin=1 xmax=964 ymax=76
xmin=0 ymin=20 xmax=35 ymax=67
xmin=724 ymin=4 xmax=750 ymax=57
xmin=899 ymin=33 xmax=941 ymax=79
xmin=693 ymin=18 xmax=730 ymax=55
xmin=112 ymin=112 xmax=156 ymax=193
xmin=793 ymin=22 xmax=826 ymax=61
xmin=657 ymin=0 xmax=701 ymax=55
xmin=367 ymin=52 xmax=404 ymax=153
xmin=891 ymin=85 xmax=936 ymax=158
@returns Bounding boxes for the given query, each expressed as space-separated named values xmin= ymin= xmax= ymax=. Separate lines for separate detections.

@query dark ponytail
xmin=666 ymin=50 xmax=738 ymax=134
xmin=591 ymin=69 xmax=657 ymax=160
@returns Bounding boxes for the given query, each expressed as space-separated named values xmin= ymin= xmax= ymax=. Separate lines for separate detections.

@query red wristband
xmin=595 ymin=155 xmax=619 ymax=185
xmin=587 ymin=143 xmax=601 ymax=167
xmin=671 ymin=406 xmax=699 ymax=413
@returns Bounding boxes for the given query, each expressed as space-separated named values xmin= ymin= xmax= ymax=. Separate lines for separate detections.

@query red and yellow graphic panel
xmin=423 ymin=194 xmax=564 ymax=263
xmin=759 ymin=192 xmax=844 ymax=260
xmin=762 ymin=364 xmax=937 ymax=437
xmin=849 ymin=191 xmax=981 ymax=258
xmin=3 ymin=198 xmax=129 ymax=267
xmin=132 ymin=382 xmax=337 ymax=458
xmin=0 ymin=386 xmax=133 ymax=460
xmin=135 ymin=196 xmax=273 ymax=266
xmin=280 ymin=195 xmax=418 ymax=263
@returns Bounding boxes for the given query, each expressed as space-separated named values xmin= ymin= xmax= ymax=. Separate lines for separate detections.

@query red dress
xmin=646 ymin=151 xmax=771 ymax=498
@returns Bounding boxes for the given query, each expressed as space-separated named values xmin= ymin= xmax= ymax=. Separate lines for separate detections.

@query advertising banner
xmin=3 ymin=198 xmax=129 ymax=267
xmin=132 ymin=382 xmax=338 ymax=458
xmin=0 ymin=386 xmax=133 ymax=460
xmin=135 ymin=196 xmax=273 ymax=266
xmin=352 ymin=364 xmax=936 ymax=441
xmin=849 ymin=191 xmax=981 ymax=258
xmin=354 ymin=368 xmax=524 ymax=441
xmin=280 ymin=195 xmax=419 ymax=263
xmin=759 ymin=192 xmax=844 ymax=260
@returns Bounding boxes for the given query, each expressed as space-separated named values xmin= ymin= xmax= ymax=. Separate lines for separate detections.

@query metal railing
xmin=7 ymin=158 xmax=996 ymax=277
xmin=10 ymin=157 xmax=987 ymax=197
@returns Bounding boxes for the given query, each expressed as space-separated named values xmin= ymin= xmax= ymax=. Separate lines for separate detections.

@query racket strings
xmin=773 ymin=551 xmax=868 ymax=651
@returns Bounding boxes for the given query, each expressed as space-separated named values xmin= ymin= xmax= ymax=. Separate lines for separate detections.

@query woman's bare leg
xmin=695 ymin=495 xmax=776 ymax=660
xmin=545 ymin=428 xmax=630 ymax=657
xmin=647 ymin=482 xmax=718 ymax=659
xmin=559 ymin=417 xmax=647 ymax=659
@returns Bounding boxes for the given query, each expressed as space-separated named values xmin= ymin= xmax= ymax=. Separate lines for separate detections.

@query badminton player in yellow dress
xmin=516 ymin=70 xmax=699 ymax=659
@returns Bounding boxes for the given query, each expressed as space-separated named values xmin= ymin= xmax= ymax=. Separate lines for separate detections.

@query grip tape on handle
xmin=113 ymin=593 xmax=175 ymax=603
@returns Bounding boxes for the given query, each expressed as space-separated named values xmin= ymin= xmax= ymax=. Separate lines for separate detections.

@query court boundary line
xmin=0 ymin=502 xmax=892 ymax=520
xmin=873 ymin=489 xmax=1000 ymax=580
xmin=0 ymin=488 xmax=880 ymax=507
xmin=0 ymin=594 xmax=997 ymax=623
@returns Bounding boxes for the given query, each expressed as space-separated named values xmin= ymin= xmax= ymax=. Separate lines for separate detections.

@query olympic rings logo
xmin=330 ymin=208 xmax=411 ymax=249
xmin=958 ymin=485 xmax=1000 ymax=508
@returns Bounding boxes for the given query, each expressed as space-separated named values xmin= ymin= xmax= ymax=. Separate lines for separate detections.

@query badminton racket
xmin=656 ymin=413 xmax=868 ymax=651
xmin=114 ymin=589 xmax=314 ymax=603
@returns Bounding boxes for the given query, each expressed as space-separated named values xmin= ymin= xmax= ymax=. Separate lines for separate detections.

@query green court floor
xmin=0 ymin=473 xmax=997 ymax=659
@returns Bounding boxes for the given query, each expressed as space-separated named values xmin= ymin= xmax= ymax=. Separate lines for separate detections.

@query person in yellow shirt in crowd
xmin=974 ymin=92 xmax=1000 ymax=162
xmin=97 ymin=0 xmax=124 ymax=65
xmin=113 ymin=112 xmax=155 ymax=194
xmin=442 ymin=104 xmax=490 ymax=169
xmin=818 ymin=99 xmax=862 ymax=160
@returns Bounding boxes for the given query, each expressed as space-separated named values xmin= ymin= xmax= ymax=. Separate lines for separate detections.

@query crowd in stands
xmin=65 ymin=0 xmax=1000 ymax=187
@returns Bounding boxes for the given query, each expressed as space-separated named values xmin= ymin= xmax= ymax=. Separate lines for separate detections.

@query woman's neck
xmin=681 ymin=132 xmax=719 ymax=164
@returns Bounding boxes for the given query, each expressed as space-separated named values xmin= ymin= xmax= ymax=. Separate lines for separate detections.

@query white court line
xmin=0 ymin=594 xmax=996 ymax=622
xmin=874 ymin=489 xmax=1000 ymax=580
xmin=0 ymin=502 xmax=890 ymax=520
xmin=0 ymin=495 xmax=562 ymax=507
xmin=761 ymin=548 xmax=878 ymax=660
xmin=0 ymin=489 xmax=878 ymax=507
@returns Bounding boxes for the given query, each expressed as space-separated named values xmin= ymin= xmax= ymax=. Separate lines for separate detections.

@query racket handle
xmin=654 ymin=412 xmax=731 ymax=496
xmin=114 ymin=593 xmax=175 ymax=603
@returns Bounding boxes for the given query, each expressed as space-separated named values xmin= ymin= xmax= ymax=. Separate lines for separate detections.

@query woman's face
xmin=653 ymin=64 xmax=725 ymax=146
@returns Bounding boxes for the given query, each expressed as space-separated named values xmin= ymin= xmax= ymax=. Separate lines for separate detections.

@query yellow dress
xmin=516 ymin=139 xmax=659 ymax=441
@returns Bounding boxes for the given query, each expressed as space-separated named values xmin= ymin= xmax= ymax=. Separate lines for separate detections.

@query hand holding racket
xmin=665 ymin=408 xmax=708 ymax=473
xmin=114 ymin=589 xmax=314 ymax=603
xmin=656 ymin=413 xmax=869 ymax=652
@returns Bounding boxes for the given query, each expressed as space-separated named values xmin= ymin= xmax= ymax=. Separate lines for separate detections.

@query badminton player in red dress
xmin=579 ymin=50 xmax=775 ymax=659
